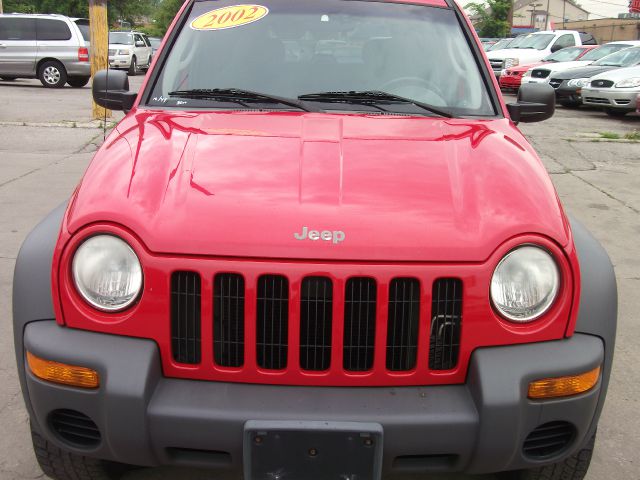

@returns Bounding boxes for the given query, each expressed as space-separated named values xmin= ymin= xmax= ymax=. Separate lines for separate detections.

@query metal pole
xmin=89 ymin=0 xmax=111 ymax=120
xmin=546 ymin=0 xmax=551 ymax=29
xmin=562 ymin=0 xmax=566 ymax=28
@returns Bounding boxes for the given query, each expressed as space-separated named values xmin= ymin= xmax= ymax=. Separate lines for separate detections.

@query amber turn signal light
xmin=528 ymin=366 xmax=601 ymax=400
xmin=26 ymin=351 xmax=99 ymax=389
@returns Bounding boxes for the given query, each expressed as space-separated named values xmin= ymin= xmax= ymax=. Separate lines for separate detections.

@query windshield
xmin=543 ymin=46 xmax=584 ymax=62
xmin=513 ymin=33 xmax=555 ymax=50
xmin=489 ymin=38 xmax=512 ymax=51
xmin=148 ymin=0 xmax=494 ymax=117
xmin=594 ymin=47 xmax=640 ymax=67
xmin=109 ymin=32 xmax=133 ymax=45
xmin=582 ymin=44 xmax=632 ymax=62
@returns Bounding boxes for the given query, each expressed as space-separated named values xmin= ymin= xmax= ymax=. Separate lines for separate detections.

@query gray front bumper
xmin=582 ymin=88 xmax=639 ymax=109
xmin=23 ymin=321 xmax=604 ymax=476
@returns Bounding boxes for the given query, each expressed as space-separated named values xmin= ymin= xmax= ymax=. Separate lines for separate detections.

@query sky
xmin=578 ymin=0 xmax=635 ymax=19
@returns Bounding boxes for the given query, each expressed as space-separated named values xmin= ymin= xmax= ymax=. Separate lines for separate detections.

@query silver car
xmin=0 ymin=13 xmax=91 ymax=88
xmin=582 ymin=65 xmax=640 ymax=117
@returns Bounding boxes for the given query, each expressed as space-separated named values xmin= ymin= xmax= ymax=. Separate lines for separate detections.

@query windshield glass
xmin=513 ymin=33 xmax=555 ymax=50
xmin=109 ymin=32 xmax=133 ymax=45
xmin=594 ymin=47 xmax=640 ymax=67
xmin=148 ymin=0 xmax=494 ymax=117
xmin=543 ymin=46 xmax=584 ymax=62
xmin=489 ymin=38 xmax=511 ymax=51
xmin=582 ymin=44 xmax=632 ymax=62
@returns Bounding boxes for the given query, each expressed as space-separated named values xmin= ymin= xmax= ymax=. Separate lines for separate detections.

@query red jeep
xmin=14 ymin=1 xmax=617 ymax=480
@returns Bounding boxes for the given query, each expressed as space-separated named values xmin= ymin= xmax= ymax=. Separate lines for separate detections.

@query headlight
xmin=504 ymin=58 xmax=519 ymax=69
xmin=567 ymin=78 xmax=590 ymax=88
xmin=615 ymin=77 xmax=640 ymax=88
xmin=116 ymin=49 xmax=132 ymax=56
xmin=490 ymin=246 xmax=560 ymax=323
xmin=72 ymin=235 xmax=143 ymax=312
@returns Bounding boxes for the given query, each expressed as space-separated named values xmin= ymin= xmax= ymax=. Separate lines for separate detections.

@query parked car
xmin=582 ymin=65 xmax=640 ymax=116
xmin=108 ymin=31 xmax=153 ymax=75
xmin=500 ymin=45 xmax=597 ymax=91
xmin=487 ymin=30 xmax=597 ymax=78
xmin=148 ymin=36 xmax=162 ymax=56
xmin=14 ymin=1 xmax=615 ymax=480
xmin=480 ymin=37 xmax=500 ymax=51
xmin=549 ymin=45 xmax=640 ymax=107
xmin=0 ymin=14 xmax=90 ymax=88
xmin=523 ymin=40 xmax=640 ymax=86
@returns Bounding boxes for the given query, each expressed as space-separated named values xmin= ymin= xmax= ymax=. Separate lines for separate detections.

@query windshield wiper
xmin=298 ymin=90 xmax=453 ymax=118
xmin=168 ymin=88 xmax=318 ymax=112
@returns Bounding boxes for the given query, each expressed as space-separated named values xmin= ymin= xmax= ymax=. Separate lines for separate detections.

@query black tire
xmin=605 ymin=108 xmax=630 ymax=117
xmin=499 ymin=433 xmax=596 ymax=480
xmin=67 ymin=76 xmax=91 ymax=88
xmin=31 ymin=425 xmax=131 ymax=480
xmin=38 ymin=60 xmax=67 ymax=88
xmin=128 ymin=56 xmax=138 ymax=76
xmin=560 ymin=100 xmax=581 ymax=109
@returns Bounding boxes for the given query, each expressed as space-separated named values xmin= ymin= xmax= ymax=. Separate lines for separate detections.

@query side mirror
xmin=136 ymin=41 xmax=145 ymax=47
xmin=507 ymin=83 xmax=555 ymax=123
xmin=92 ymin=69 xmax=137 ymax=112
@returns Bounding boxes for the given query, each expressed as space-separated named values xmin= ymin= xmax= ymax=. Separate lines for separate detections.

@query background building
xmin=559 ymin=18 xmax=640 ymax=42
xmin=512 ymin=0 xmax=589 ymax=33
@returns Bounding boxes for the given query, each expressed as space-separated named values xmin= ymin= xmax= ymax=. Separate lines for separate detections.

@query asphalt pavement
xmin=0 ymin=76 xmax=638 ymax=480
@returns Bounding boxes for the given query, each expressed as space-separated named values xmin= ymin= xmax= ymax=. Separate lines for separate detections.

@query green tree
xmin=466 ymin=0 xmax=511 ymax=38
xmin=151 ymin=0 xmax=183 ymax=36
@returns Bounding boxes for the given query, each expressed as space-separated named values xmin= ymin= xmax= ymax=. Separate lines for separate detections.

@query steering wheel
xmin=379 ymin=76 xmax=447 ymax=105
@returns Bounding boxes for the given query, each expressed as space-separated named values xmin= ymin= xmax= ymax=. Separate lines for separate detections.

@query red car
xmin=14 ymin=1 xmax=616 ymax=480
xmin=500 ymin=45 xmax=597 ymax=90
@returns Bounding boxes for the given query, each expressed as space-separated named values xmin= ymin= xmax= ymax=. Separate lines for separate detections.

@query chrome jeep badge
xmin=294 ymin=227 xmax=345 ymax=244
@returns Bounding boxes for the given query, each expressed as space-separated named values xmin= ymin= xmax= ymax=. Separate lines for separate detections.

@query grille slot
xmin=214 ymin=273 xmax=245 ymax=368
xmin=523 ymin=422 xmax=575 ymax=459
xmin=171 ymin=272 xmax=202 ymax=364
xmin=429 ymin=278 xmax=462 ymax=371
xmin=532 ymin=69 xmax=550 ymax=79
xmin=256 ymin=275 xmax=289 ymax=370
xmin=591 ymin=79 xmax=614 ymax=88
xmin=343 ymin=278 xmax=377 ymax=372
xmin=49 ymin=410 xmax=101 ymax=448
xmin=549 ymin=79 xmax=562 ymax=89
xmin=585 ymin=97 xmax=610 ymax=105
xmin=300 ymin=277 xmax=333 ymax=371
xmin=386 ymin=278 xmax=421 ymax=371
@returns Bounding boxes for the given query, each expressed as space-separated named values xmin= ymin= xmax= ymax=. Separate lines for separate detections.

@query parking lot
xmin=0 ymin=76 xmax=638 ymax=480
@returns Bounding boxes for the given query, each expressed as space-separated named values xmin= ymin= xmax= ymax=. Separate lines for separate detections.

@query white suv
xmin=108 ymin=31 xmax=153 ymax=76
xmin=487 ymin=30 xmax=597 ymax=78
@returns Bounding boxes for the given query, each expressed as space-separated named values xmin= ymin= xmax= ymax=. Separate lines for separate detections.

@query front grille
xmin=165 ymin=267 xmax=470 ymax=384
xmin=108 ymin=48 xmax=116 ymax=56
xmin=532 ymin=69 xmax=550 ymax=79
xmin=429 ymin=279 xmax=463 ymax=371
xmin=386 ymin=278 xmax=421 ymax=371
xmin=214 ymin=273 xmax=245 ymax=368
xmin=171 ymin=272 xmax=202 ymax=364
xmin=49 ymin=410 xmax=101 ymax=448
xmin=523 ymin=422 xmax=575 ymax=459
xmin=257 ymin=275 xmax=289 ymax=370
xmin=614 ymin=99 xmax=631 ymax=105
xmin=590 ymin=79 xmax=614 ymax=88
xmin=300 ymin=277 xmax=333 ymax=371
xmin=490 ymin=59 xmax=504 ymax=70
xmin=549 ymin=79 xmax=562 ymax=89
xmin=584 ymin=97 xmax=610 ymax=105
xmin=343 ymin=278 xmax=377 ymax=372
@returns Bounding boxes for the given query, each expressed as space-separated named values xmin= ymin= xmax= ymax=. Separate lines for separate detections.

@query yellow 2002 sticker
xmin=191 ymin=5 xmax=269 ymax=31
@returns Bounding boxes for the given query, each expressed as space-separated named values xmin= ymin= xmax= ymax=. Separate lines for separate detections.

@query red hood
xmin=508 ymin=61 xmax=547 ymax=73
xmin=66 ymin=110 xmax=570 ymax=262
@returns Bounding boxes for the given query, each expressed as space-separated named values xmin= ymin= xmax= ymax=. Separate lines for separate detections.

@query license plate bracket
xmin=244 ymin=421 xmax=383 ymax=480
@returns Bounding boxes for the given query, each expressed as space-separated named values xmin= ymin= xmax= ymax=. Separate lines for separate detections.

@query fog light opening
xmin=528 ymin=366 xmax=601 ymax=400
xmin=27 ymin=351 xmax=100 ymax=389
